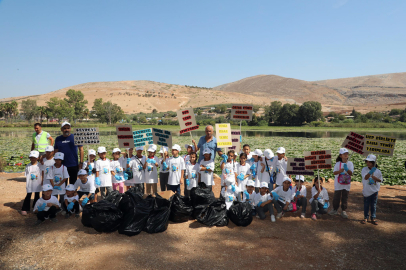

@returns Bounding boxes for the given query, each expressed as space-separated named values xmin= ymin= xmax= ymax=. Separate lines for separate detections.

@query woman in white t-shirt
xmin=329 ymin=148 xmax=354 ymax=219
xmin=361 ymin=154 xmax=383 ymax=225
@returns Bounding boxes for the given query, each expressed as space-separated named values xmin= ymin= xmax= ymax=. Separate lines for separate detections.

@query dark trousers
xmin=134 ymin=183 xmax=144 ymax=194
xmin=167 ymin=184 xmax=180 ymax=193
xmin=22 ymin=192 xmax=40 ymax=211
xmin=364 ymin=192 xmax=378 ymax=220
xmin=100 ymin=186 xmax=113 ymax=199
xmin=273 ymin=199 xmax=285 ymax=213
xmin=184 ymin=188 xmax=191 ymax=198
xmin=37 ymin=206 xmax=58 ymax=221
xmin=62 ymin=201 xmax=80 ymax=213
xmin=257 ymin=202 xmax=274 ymax=220
xmin=296 ymin=197 xmax=307 ymax=214
xmin=311 ymin=200 xmax=327 ymax=215
xmin=333 ymin=189 xmax=349 ymax=211
xmin=159 ymin=173 xmax=168 ymax=191
xmin=52 ymin=194 xmax=65 ymax=206
xmin=67 ymin=166 xmax=79 ymax=185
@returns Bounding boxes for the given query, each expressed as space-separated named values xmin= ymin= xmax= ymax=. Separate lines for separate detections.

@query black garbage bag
xmin=192 ymin=204 xmax=209 ymax=220
xmin=127 ymin=185 xmax=143 ymax=195
xmin=103 ymin=190 xmax=123 ymax=206
xmin=190 ymin=182 xmax=215 ymax=207
xmin=144 ymin=195 xmax=172 ymax=234
xmin=81 ymin=203 xmax=97 ymax=228
xmin=90 ymin=200 xmax=123 ymax=233
xmin=170 ymin=193 xmax=193 ymax=223
xmin=118 ymin=194 xmax=155 ymax=236
xmin=227 ymin=201 xmax=253 ymax=227
xmin=197 ymin=198 xmax=229 ymax=227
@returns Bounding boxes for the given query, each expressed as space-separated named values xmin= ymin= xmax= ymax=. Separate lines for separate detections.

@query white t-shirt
xmin=291 ymin=185 xmax=307 ymax=200
xmin=248 ymin=160 xmax=261 ymax=187
xmin=83 ymin=160 xmax=95 ymax=183
xmin=361 ymin=167 xmax=383 ymax=197
xmin=333 ymin=161 xmax=354 ymax=191
xmin=253 ymin=192 xmax=272 ymax=206
xmin=159 ymin=157 xmax=169 ymax=173
xmin=64 ymin=194 xmax=79 ymax=203
xmin=183 ymin=154 xmax=191 ymax=166
xmin=272 ymin=186 xmax=292 ymax=204
xmin=221 ymin=160 xmax=237 ymax=186
xmin=119 ymin=156 xmax=127 ymax=173
xmin=33 ymin=196 xmax=60 ymax=213
xmin=185 ymin=163 xmax=200 ymax=190
xmin=74 ymin=178 xmax=96 ymax=194
xmin=242 ymin=190 xmax=257 ymax=208
xmin=273 ymin=158 xmax=288 ymax=186
xmin=309 ymin=186 xmax=329 ymax=204
xmin=128 ymin=155 xmax=146 ymax=184
xmin=260 ymin=158 xmax=274 ymax=183
xmin=41 ymin=157 xmax=55 ymax=183
xmin=199 ymin=160 xmax=215 ymax=186
xmin=110 ymin=159 xmax=125 ymax=183
xmin=144 ymin=156 xmax=159 ymax=184
xmin=95 ymin=158 xmax=112 ymax=187
xmin=51 ymin=165 xmax=69 ymax=195
xmin=221 ymin=186 xmax=241 ymax=209
xmin=236 ymin=163 xmax=251 ymax=192
xmin=25 ymin=163 xmax=42 ymax=193
xmin=167 ymin=156 xmax=185 ymax=185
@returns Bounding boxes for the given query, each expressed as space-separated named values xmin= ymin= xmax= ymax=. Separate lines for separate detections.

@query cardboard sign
xmin=226 ymin=130 xmax=241 ymax=153
xmin=152 ymin=128 xmax=172 ymax=149
xmin=304 ymin=150 xmax=332 ymax=170
xmin=133 ymin=128 xmax=153 ymax=148
xmin=286 ymin=158 xmax=314 ymax=176
xmin=116 ymin=125 xmax=134 ymax=148
xmin=363 ymin=134 xmax=396 ymax=156
xmin=215 ymin=123 xmax=232 ymax=147
xmin=231 ymin=104 xmax=253 ymax=121
xmin=342 ymin=132 xmax=366 ymax=155
xmin=74 ymin=128 xmax=100 ymax=145
xmin=177 ymin=108 xmax=199 ymax=134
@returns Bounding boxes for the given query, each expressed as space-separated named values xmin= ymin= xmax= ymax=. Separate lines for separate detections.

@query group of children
xmin=22 ymin=143 xmax=383 ymax=226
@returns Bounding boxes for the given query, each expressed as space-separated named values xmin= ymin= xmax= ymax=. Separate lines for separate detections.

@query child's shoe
xmin=21 ymin=211 xmax=27 ymax=216
xmin=75 ymin=213 xmax=80 ymax=218
xmin=34 ymin=220 xmax=44 ymax=226
xmin=311 ymin=214 xmax=317 ymax=221
xmin=300 ymin=213 xmax=305 ymax=219
xmin=328 ymin=209 xmax=338 ymax=215
xmin=276 ymin=212 xmax=283 ymax=219
xmin=50 ymin=217 xmax=58 ymax=223
xmin=341 ymin=211 xmax=348 ymax=219
xmin=271 ymin=215 xmax=276 ymax=222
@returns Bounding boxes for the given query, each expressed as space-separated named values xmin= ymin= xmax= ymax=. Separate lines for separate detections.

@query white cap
xmin=172 ymin=144 xmax=181 ymax=151
xmin=147 ymin=145 xmax=156 ymax=152
xmin=78 ymin=169 xmax=87 ymax=175
xmin=250 ymin=151 xmax=257 ymax=156
xmin=260 ymin=182 xmax=269 ymax=188
xmin=42 ymin=184 xmax=53 ymax=191
xmin=45 ymin=145 xmax=54 ymax=152
xmin=159 ymin=146 xmax=168 ymax=154
xmin=296 ymin=175 xmax=305 ymax=181
xmin=29 ymin=150 xmax=39 ymax=158
xmin=61 ymin=121 xmax=71 ymax=127
xmin=364 ymin=154 xmax=377 ymax=162
xmin=276 ymin=147 xmax=285 ymax=154
xmin=135 ymin=146 xmax=144 ymax=151
xmin=54 ymin=152 xmax=64 ymax=160
xmin=203 ymin=148 xmax=211 ymax=155
xmin=88 ymin=149 xmax=96 ymax=156
xmin=283 ymin=176 xmax=291 ymax=183
xmin=112 ymin=148 xmax=121 ymax=153
xmin=65 ymin=184 xmax=76 ymax=191
xmin=264 ymin=149 xmax=274 ymax=159
xmin=98 ymin=146 xmax=107 ymax=153
xmin=185 ymin=144 xmax=195 ymax=151
xmin=246 ymin=180 xmax=255 ymax=187
xmin=339 ymin=148 xmax=349 ymax=155
xmin=254 ymin=149 xmax=263 ymax=157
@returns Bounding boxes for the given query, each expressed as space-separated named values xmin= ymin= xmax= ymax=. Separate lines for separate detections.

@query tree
xmin=64 ymin=89 xmax=88 ymax=122
xmin=83 ymin=108 xmax=90 ymax=121
xmin=298 ymin=101 xmax=323 ymax=124
xmin=92 ymin=99 xmax=124 ymax=125
xmin=152 ymin=109 xmax=158 ymax=114
xmin=253 ymin=105 xmax=260 ymax=113
xmin=275 ymin=103 xmax=300 ymax=126
xmin=266 ymin=101 xmax=282 ymax=125
xmin=46 ymin=97 xmax=74 ymax=123
xmin=150 ymin=118 xmax=158 ymax=125
xmin=338 ymin=115 xmax=346 ymax=121
xmin=139 ymin=116 xmax=147 ymax=123
xmin=326 ymin=112 xmax=339 ymax=118
xmin=21 ymin=99 xmax=38 ymax=123
xmin=215 ymin=104 xmax=227 ymax=113
xmin=132 ymin=115 xmax=138 ymax=122
xmin=248 ymin=114 xmax=259 ymax=126
xmin=37 ymin=106 xmax=47 ymax=123
xmin=389 ymin=109 xmax=402 ymax=116
xmin=350 ymin=108 xmax=361 ymax=119
xmin=241 ymin=120 xmax=248 ymax=126
xmin=399 ymin=113 xmax=406 ymax=122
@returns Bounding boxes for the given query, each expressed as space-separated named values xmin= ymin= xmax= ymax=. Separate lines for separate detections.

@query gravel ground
xmin=1 ymin=172 xmax=406 ymax=270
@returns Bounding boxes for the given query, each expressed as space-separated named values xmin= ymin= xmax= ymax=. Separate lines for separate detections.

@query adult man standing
xmin=193 ymin=125 xmax=226 ymax=163
xmin=31 ymin=123 xmax=54 ymax=157
xmin=54 ymin=122 xmax=84 ymax=184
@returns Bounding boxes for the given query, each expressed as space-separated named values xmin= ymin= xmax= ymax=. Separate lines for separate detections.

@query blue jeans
xmin=364 ymin=192 xmax=378 ymax=219
xmin=167 ymin=184 xmax=180 ymax=193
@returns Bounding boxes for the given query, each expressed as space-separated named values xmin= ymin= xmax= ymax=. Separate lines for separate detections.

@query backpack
xmin=337 ymin=162 xmax=351 ymax=185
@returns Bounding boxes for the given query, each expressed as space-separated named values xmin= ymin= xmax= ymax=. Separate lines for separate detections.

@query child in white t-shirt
xmin=159 ymin=146 xmax=169 ymax=192
xmin=167 ymin=144 xmax=185 ymax=193
xmin=75 ymin=169 xmax=96 ymax=206
xmin=83 ymin=149 xmax=98 ymax=200
xmin=221 ymin=180 xmax=241 ymax=210
xmin=33 ymin=184 xmax=60 ymax=225
xmin=95 ymin=146 xmax=113 ymax=199
xmin=254 ymin=182 xmax=275 ymax=221
xmin=292 ymin=175 xmax=307 ymax=218
xmin=272 ymin=176 xmax=293 ymax=219
xmin=329 ymin=148 xmax=354 ymax=219
xmin=63 ymin=184 xmax=80 ymax=218
xmin=260 ymin=149 xmax=275 ymax=190
xmin=21 ymin=151 xmax=42 ymax=216
xmin=183 ymin=144 xmax=194 ymax=165
xmin=310 ymin=176 xmax=329 ymax=221
xmin=144 ymin=144 xmax=159 ymax=194
xmin=41 ymin=145 xmax=55 ymax=186
xmin=111 ymin=148 xmax=126 ymax=194
xmin=123 ymin=148 xmax=135 ymax=190
xmin=248 ymin=151 xmax=261 ymax=193
xmin=199 ymin=148 xmax=215 ymax=191
xmin=272 ymin=147 xmax=288 ymax=188
xmin=127 ymin=146 xmax=146 ymax=194
xmin=184 ymin=152 xmax=199 ymax=198
xmin=236 ymin=153 xmax=251 ymax=194
xmin=242 ymin=180 xmax=257 ymax=215
xmin=52 ymin=152 xmax=69 ymax=208
xmin=361 ymin=154 xmax=383 ymax=225
xmin=220 ymin=150 xmax=237 ymax=189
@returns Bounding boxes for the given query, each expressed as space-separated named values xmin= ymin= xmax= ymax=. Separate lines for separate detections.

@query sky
xmin=0 ymin=0 xmax=405 ymax=98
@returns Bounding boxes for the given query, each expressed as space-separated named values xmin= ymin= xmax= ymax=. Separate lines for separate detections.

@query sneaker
xmin=300 ymin=213 xmax=305 ymax=219
xmin=61 ymin=211 xmax=66 ymax=215
xmin=311 ymin=214 xmax=317 ymax=221
xmin=75 ymin=213 xmax=80 ymax=218
xmin=21 ymin=211 xmax=27 ymax=216
xmin=276 ymin=212 xmax=283 ymax=219
xmin=65 ymin=213 xmax=70 ymax=219
xmin=50 ymin=218 xmax=58 ymax=223
xmin=256 ymin=215 xmax=260 ymax=219
xmin=341 ymin=211 xmax=348 ymax=219
xmin=328 ymin=210 xmax=338 ymax=216
xmin=271 ymin=215 xmax=276 ymax=222
xmin=34 ymin=220 xmax=44 ymax=226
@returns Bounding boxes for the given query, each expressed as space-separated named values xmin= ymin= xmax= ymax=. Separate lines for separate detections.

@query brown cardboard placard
xmin=215 ymin=123 xmax=232 ymax=147
xmin=116 ymin=125 xmax=135 ymax=148
xmin=304 ymin=150 xmax=332 ymax=170
xmin=231 ymin=104 xmax=253 ymax=121
xmin=226 ymin=130 xmax=241 ymax=153
xmin=341 ymin=132 xmax=366 ymax=156
xmin=362 ymin=134 xmax=396 ymax=156
xmin=74 ymin=127 xmax=100 ymax=145
xmin=177 ymin=108 xmax=199 ymax=134
xmin=286 ymin=158 xmax=315 ymax=176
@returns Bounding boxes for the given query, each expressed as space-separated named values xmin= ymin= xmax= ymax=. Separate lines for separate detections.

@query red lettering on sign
xmin=185 ymin=122 xmax=192 ymax=126
xmin=118 ymin=127 xmax=130 ymax=131
xmin=232 ymin=106 xmax=242 ymax=110
xmin=182 ymin=110 xmax=189 ymax=115
xmin=183 ymin=116 xmax=191 ymax=121
xmin=243 ymin=106 xmax=252 ymax=110
xmin=235 ymin=110 xmax=247 ymax=114
xmin=232 ymin=115 xmax=250 ymax=119
xmin=118 ymin=135 xmax=133 ymax=139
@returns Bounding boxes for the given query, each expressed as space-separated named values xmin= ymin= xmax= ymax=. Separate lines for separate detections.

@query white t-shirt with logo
xmin=167 ymin=156 xmax=185 ymax=185
xmin=144 ymin=156 xmax=159 ymax=184
xmin=159 ymin=157 xmax=169 ymax=174
xmin=83 ymin=160 xmax=95 ymax=184
xmin=25 ymin=163 xmax=42 ymax=193
xmin=51 ymin=165 xmax=69 ymax=195
xmin=221 ymin=160 xmax=237 ymax=186
xmin=199 ymin=160 xmax=215 ymax=186
xmin=221 ymin=186 xmax=241 ymax=209
xmin=95 ymin=158 xmax=112 ymax=187
xmin=236 ymin=163 xmax=251 ymax=192
xmin=242 ymin=190 xmax=257 ymax=208
xmin=74 ymin=178 xmax=96 ymax=194
xmin=361 ymin=167 xmax=383 ymax=197
xmin=185 ymin=163 xmax=200 ymax=190
xmin=64 ymin=194 xmax=79 ymax=203
xmin=128 ymin=155 xmax=146 ymax=184
xmin=333 ymin=161 xmax=354 ymax=191
xmin=253 ymin=192 xmax=272 ymax=206
xmin=247 ymin=160 xmax=260 ymax=187
xmin=272 ymin=158 xmax=288 ymax=186
xmin=261 ymin=158 xmax=274 ymax=183
xmin=33 ymin=196 xmax=60 ymax=213
xmin=309 ymin=186 xmax=329 ymax=204
xmin=291 ymin=185 xmax=307 ymax=200
xmin=272 ymin=186 xmax=292 ymax=204
xmin=110 ymin=159 xmax=125 ymax=183
xmin=41 ymin=157 xmax=55 ymax=184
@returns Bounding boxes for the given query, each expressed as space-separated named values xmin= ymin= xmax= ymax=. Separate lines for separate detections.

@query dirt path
xmin=1 ymin=173 xmax=406 ymax=270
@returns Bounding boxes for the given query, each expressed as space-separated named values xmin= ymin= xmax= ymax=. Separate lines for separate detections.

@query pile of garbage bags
xmin=82 ymin=183 xmax=253 ymax=235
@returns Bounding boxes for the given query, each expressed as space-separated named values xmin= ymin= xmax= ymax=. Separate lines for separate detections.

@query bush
xmin=343 ymin=119 xmax=354 ymax=123
xmin=258 ymin=120 xmax=268 ymax=126
xmin=0 ymin=157 xmax=6 ymax=172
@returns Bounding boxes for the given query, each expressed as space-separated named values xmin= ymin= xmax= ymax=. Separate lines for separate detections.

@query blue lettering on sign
xmin=164 ymin=131 xmax=170 ymax=135
xmin=134 ymin=142 xmax=146 ymax=147
xmin=133 ymin=135 xmax=143 ymax=139
xmin=158 ymin=142 xmax=168 ymax=146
